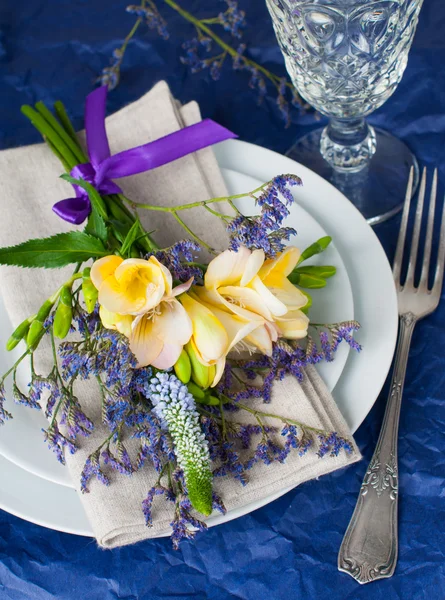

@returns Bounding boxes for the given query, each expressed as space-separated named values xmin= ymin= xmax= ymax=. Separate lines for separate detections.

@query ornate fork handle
xmin=338 ymin=312 xmax=416 ymax=584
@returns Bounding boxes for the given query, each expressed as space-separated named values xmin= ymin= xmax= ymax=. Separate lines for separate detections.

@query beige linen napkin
xmin=0 ymin=82 xmax=361 ymax=548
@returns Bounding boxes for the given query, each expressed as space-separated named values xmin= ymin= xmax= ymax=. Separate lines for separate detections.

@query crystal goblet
xmin=266 ymin=0 xmax=424 ymax=224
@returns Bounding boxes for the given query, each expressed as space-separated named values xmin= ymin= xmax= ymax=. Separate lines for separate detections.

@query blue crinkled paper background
xmin=1 ymin=1 xmax=445 ymax=598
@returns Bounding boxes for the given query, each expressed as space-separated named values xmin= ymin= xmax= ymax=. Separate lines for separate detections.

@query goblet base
xmin=286 ymin=127 xmax=419 ymax=226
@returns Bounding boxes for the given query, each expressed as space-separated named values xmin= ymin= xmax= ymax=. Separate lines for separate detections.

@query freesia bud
xmin=174 ymin=349 xmax=192 ymax=384
xmin=26 ymin=299 xmax=54 ymax=349
xmin=54 ymin=286 xmax=73 ymax=339
xmin=185 ymin=341 xmax=213 ymax=389
xmin=82 ymin=267 xmax=98 ymax=313
xmin=6 ymin=318 xmax=31 ymax=351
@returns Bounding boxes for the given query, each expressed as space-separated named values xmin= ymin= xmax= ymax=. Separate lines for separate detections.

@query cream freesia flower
xmin=129 ymin=279 xmax=194 ymax=369
xmin=90 ymin=255 xmax=173 ymax=316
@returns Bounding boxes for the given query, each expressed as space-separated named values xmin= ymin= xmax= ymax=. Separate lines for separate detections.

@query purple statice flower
xmin=126 ymin=4 xmax=169 ymax=40
xmin=281 ymin=424 xmax=313 ymax=458
xmin=60 ymin=394 xmax=94 ymax=439
xmin=0 ymin=382 xmax=12 ymax=425
xmin=102 ymin=441 xmax=133 ymax=476
xmin=28 ymin=374 xmax=53 ymax=408
xmin=317 ymin=432 xmax=353 ymax=458
xmin=12 ymin=381 xmax=39 ymax=410
xmin=150 ymin=240 xmax=202 ymax=283
xmin=170 ymin=495 xmax=208 ymax=550
xmin=98 ymin=49 xmax=122 ymax=90
xmin=180 ymin=38 xmax=208 ymax=74
xmin=232 ymin=43 xmax=246 ymax=70
xmin=80 ymin=450 xmax=110 ymax=493
xmin=74 ymin=305 xmax=100 ymax=337
xmin=42 ymin=422 xmax=77 ymax=465
xmin=142 ymin=485 xmax=175 ymax=526
xmin=218 ymin=0 xmax=246 ymax=38
xmin=44 ymin=379 xmax=61 ymax=418
xmin=210 ymin=61 xmax=222 ymax=81
xmin=227 ymin=174 xmax=302 ymax=257
xmin=320 ymin=331 xmax=334 ymax=362
xmin=213 ymin=441 xmax=248 ymax=485
xmin=211 ymin=492 xmax=226 ymax=515
xmin=318 ymin=321 xmax=362 ymax=361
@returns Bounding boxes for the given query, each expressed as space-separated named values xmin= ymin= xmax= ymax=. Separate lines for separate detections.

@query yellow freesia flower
xmin=196 ymin=245 xmax=309 ymax=341
xmin=179 ymin=292 xmax=229 ymax=367
xmin=90 ymin=255 xmax=173 ymax=316
xmin=99 ymin=306 xmax=134 ymax=338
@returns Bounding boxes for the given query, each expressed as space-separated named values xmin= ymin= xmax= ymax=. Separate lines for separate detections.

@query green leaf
xmin=0 ymin=232 xmax=108 ymax=269
xmin=294 ymin=265 xmax=336 ymax=279
xmin=120 ymin=219 xmax=143 ymax=257
xmin=299 ymin=274 xmax=326 ymax=289
xmin=290 ymin=272 xmax=327 ymax=289
xmin=85 ymin=212 xmax=108 ymax=244
xmin=60 ymin=174 xmax=108 ymax=219
xmin=297 ymin=236 xmax=332 ymax=265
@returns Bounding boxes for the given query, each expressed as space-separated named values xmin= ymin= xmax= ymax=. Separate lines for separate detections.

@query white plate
xmin=0 ymin=140 xmax=398 ymax=536
xmin=0 ymin=170 xmax=353 ymax=488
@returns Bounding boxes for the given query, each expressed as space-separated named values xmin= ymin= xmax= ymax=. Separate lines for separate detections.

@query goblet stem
xmin=320 ymin=117 xmax=377 ymax=174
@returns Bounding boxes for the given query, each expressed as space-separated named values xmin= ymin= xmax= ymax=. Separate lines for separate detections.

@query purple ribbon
xmin=53 ymin=86 xmax=237 ymax=224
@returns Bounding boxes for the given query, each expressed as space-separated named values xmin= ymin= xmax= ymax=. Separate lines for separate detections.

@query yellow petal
xmin=206 ymin=305 xmax=260 ymax=353
xmin=99 ymin=306 xmax=117 ymax=330
xmin=180 ymin=294 xmax=228 ymax=364
xmin=218 ymin=285 xmax=272 ymax=320
xmin=246 ymin=324 xmax=274 ymax=356
xmin=99 ymin=274 xmax=136 ymax=315
xmin=114 ymin=258 xmax=165 ymax=314
xmin=170 ymin=277 xmax=194 ymax=298
xmin=148 ymin=256 xmax=173 ymax=297
xmin=152 ymin=299 xmax=192 ymax=346
xmin=240 ymin=249 xmax=265 ymax=286
xmin=211 ymin=357 xmax=226 ymax=387
xmin=115 ymin=314 xmax=134 ymax=339
xmin=248 ymin=276 xmax=288 ymax=317
xmin=259 ymin=246 xmax=301 ymax=280
xmin=129 ymin=314 xmax=163 ymax=367
xmin=151 ymin=342 xmax=184 ymax=370
xmin=91 ymin=255 xmax=123 ymax=290
xmin=205 ymin=246 xmax=251 ymax=289
xmin=266 ymin=277 xmax=309 ymax=311
xmin=275 ymin=309 xmax=309 ymax=339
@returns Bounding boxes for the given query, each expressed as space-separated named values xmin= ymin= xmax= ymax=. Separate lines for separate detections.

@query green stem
xmin=53 ymin=101 xmax=79 ymax=144
xmin=236 ymin=402 xmax=327 ymax=435
xmin=35 ymin=102 xmax=87 ymax=165
xmin=203 ymin=204 xmax=231 ymax=220
xmin=21 ymin=106 xmax=79 ymax=170
xmin=172 ymin=211 xmax=215 ymax=253
xmin=127 ymin=181 xmax=269 ymax=212
xmin=0 ymin=349 xmax=31 ymax=383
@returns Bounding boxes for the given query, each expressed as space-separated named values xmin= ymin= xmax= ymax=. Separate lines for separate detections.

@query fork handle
xmin=338 ymin=311 xmax=416 ymax=584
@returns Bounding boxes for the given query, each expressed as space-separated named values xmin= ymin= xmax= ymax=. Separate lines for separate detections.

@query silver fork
xmin=338 ymin=168 xmax=445 ymax=584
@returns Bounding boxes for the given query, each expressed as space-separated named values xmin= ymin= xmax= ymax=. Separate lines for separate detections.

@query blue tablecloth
xmin=1 ymin=1 xmax=444 ymax=598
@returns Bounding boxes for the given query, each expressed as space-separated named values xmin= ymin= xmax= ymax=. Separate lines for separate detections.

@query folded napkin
xmin=0 ymin=81 xmax=361 ymax=548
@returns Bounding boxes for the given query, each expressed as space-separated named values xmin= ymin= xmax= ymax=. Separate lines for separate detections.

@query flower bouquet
xmin=0 ymin=87 xmax=360 ymax=547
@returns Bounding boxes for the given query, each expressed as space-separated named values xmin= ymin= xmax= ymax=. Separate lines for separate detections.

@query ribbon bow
xmin=53 ymin=86 xmax=237 ymax=224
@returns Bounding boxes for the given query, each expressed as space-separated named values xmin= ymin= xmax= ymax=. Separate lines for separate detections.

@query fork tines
xmin=393 ymin=167 xmax=445 ymax=299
